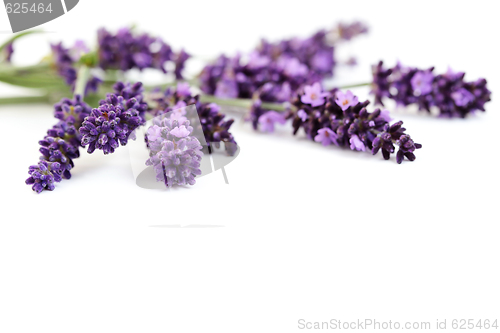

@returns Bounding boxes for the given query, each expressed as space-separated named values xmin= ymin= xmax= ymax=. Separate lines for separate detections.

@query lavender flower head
xmin=97 ymin=27 xmax=190 ymax=79
xmin=146 ymin=83 xmax=238 ymax=156
xmin=286 ymin=84 xmax=422 ymax=163
xmin=371 ymin=61 xmax=491 ymax=118
xmin=26 ymin=95 xmax=92 ymax=193
xmin=258 ymin=110 xmax=287 ymax=133
xmin=26 ymin=161 xmax=62 ymax=193
xmin=200 ymin=21 xmax=367 ymax=104
xmin=80 ymin=82 xmax=147 ymax=154
xmin=301 ymin=82 xmax=330 ymax=107
xmin=50 ymin=41 xmax=102 ymax=94
xmin=314 ymin=128 xmax=338 ymax=146
xmin=145 ymin=114 xmax=203 ymax=186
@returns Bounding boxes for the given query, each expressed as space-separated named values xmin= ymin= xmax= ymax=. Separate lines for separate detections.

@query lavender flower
xmin=371 ymin=61 xmax=491 ymax=118
xmin=286 ymin=85 xmax=421 ymax=163
xmin=200 ymin=21 xmax=367 ymax=104
xmin=174 ymin=49 xmax=191 ymax=80
xmin=297 ymin=109 xmax=308 ymax=122
xmin=25 ymin=95 xmax=92 ymax=193
xmin=97 ymin=27 xmax=189 ymax=79
xmin=258 ymin=111 xmax=287 ymax=133
xmin=410 ymin=70 xmax=434 ymax=95
xmin=314 ymin=128 xmax=338 ymax=146
xmin=145 ymin=115 xmax=203 ymax=187
xmin=349 ymin=135 xmax=365 ymax=151
xmin=79 ymin=82 xmax=147 ymax=154
xmin=25 ymin=161 xmax=62 ymax=193
xmin=145 ymin=83 xmax=238 ymax=156
xmin=301 ymin=82 xmax=330 ymax=107
xmin=50 ymin=41 xmax=102 ymax=94
xmin=335 ymin=90 xmax=359 ymax=111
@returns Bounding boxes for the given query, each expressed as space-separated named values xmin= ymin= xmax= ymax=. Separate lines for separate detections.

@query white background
xmin=0 ymin=1 xmax=499 ymax=332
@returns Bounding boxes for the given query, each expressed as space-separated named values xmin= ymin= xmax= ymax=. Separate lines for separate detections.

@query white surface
xmin=1 ymin=1 xmax=499 ymax=332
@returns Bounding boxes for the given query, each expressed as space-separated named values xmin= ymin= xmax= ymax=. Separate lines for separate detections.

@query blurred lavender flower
xmin=50 ymin=41 xmax=102 ymax=94
xmin=335 ymin=90 xmax=359 ymax=111
xmin=301 ymin=82 xmax=329 ymax=107
xmin=145 ymin=115 xmax=203 ymax=187
xmin=349 ymin=135 xmax=365 ymax=151
xmin=2 ymin=42 xmax=14 ymax=62
xmin=314 ymin=128 xmax=338 ymax=146
xmin=200 ymin=21 xmax=367 ymax=104
xmin=297 ymin=109 xmax=308 ymax=122
xmin=25 ymin=96 xmax=92 ymax=193
xmin=371 ymin=61 xmax=491 ymax=118
xmin=173 ymin=49 xmax=191 ymax=80
xmin=97 ymin=27 xmax=189 ymax=79
xmin=285 ymin=85 xmax=421 ymax=163
xmin=146 ymin=83 xmax=238 ymax=156
xmin=80 ymin=82 xmax=147 ymax=154
xmin=258 ymin=111 xmax=287 ymax=133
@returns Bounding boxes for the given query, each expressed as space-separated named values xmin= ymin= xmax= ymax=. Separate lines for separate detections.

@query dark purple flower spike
xmin=200 ymin=21 xmax=368 ymax=104
xmin=80 ymin=82 xmax=147 ymax=154
xmin=371 ymin=61 xmax=491 ymax=118
xmin=25 ymin=95 xmax=92 ymax=193
xmin=251 ymin=83 xmax=421 ymax=164
xmin=97 ymin=27 xmax=190 ymax=79
xmin=26 ymin=82 xmax=148 ymax=193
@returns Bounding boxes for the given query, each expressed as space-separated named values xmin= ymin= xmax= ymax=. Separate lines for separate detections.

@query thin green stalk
xmin=0 ymin=63 xmax=51 ymax=76
xmin=0 ymin=30 xmax=43 ymax=52
xmin=143 ymin=78 xmax=200 ymax=91
xmin=0 ymin=94 xmax=50 ymax=106
xmin=199 ymin=95 xmax=252 ymax=109
xmin=199 ymin=95 xmax=289 ymax=112
xmin=0 ymin=74 xmax=66 ymax=89
xmin=74 ymin=66 xmax=91 ymax=96
xmin=337 ymin=82 xmax=371 ymax=89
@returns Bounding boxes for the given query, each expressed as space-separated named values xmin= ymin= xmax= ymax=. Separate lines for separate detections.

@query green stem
xmin=337 ymin=82 xmax=371 ymax=89
xmin=0 ymin=94 xmax=50 ymax=106
xmin=0 ymin=63 xmax=51 ymax=75
xmin=0 ymin=30 xmax=43 ymax=52
xmin=0 ymin=74 xmax=66 ymax=89
xmin=143 ymin=78 xmax=200 ymax=91
xmin=199 ymin=95 xmax=288 ymax=112
xmin=74 ymin=65 xmax=90 ymax=97
xmin=199 ymin=95 xmax=252 ymax=109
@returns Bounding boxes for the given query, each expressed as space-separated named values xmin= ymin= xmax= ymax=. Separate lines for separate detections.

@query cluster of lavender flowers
xmin=26 ymin=95 xmax=91 ymax=193
xmin=200 ymin=21 xmax=368 ymax=103
xmin=50 ymin=41 xmax=102 ymax=94
xmin=26 ymin=82 xmax=148 ymax=193
xmin=97 ymin=27 xmax=190 ymax=79
xmin=146 ymin=83 xmax=238 ymax=156
xmin=80 ymin=82 xmax=147 ymax=154
xmin=145 ymin=114 xmax=203 ymax=187
xmin=252 ymin=83 xmax=421 ymax=163
xmin=371 ymin=61 xmax=491 ymax=118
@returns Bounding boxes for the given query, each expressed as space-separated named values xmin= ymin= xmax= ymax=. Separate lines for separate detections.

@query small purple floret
xmin=314 ymin=128 xmax=338 ymax=146
xmin=335 ymin=90 xmax=359 ymax=111
xmin=301 ymin=83 xmax=329 ymax=107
